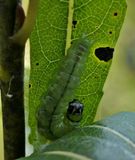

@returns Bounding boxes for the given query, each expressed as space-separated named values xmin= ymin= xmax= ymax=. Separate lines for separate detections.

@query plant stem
xmin=0 ymin=1 xmax=25 ymax=159
xmin=11 ymin=0 xmax=39 ymax=46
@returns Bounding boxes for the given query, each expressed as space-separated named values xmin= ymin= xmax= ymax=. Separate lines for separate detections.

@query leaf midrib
xmin=65 ymin=0 xmax=74 ymax=55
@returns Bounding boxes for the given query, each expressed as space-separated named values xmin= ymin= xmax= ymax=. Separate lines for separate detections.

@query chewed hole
xmin=95 ymin=47 xmax=114 ymax=62
xmin=36 ymin=62 xmax=39 ymax=66
xmin=72 ymin=20 xmax=77 ymax=28
xmin=114 ymin=12 xmax=118 ymax=16
xmin=109 ymin=31 xmax=112 ymax=34
xmin=29 ymin=84 xmax=31 ymax=88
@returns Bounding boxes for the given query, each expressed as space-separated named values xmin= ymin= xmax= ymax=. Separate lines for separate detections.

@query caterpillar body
xmin=37 ymin=37 xmax=91 ymax=140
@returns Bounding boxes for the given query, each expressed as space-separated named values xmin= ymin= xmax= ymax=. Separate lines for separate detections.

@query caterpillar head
xmin=67 ymin=99 xmax=84 ymax=122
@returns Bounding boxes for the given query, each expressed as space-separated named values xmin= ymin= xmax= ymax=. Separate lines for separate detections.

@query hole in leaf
xmin=72 ymin=20 xmax=77 ymax=28
xmin=114 ymin=12 xmax=118 ymax=16
xmin=29 ymin=84 xmax=31 ymax=88
xmin=95 ymin=47 xmax=114 ymax=62
xmin=36 ymin=62 xmax=39 ymax=66
xmin=109 ymin=31 xmax=112 ymax=34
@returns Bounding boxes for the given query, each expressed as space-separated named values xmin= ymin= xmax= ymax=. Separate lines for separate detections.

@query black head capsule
xmin=67 ymin=99 xmax=84 ymax=122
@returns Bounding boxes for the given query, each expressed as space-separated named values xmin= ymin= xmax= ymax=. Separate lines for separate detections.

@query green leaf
xmin=19 ymin=112 xmax=135 ymax=160
xmin=29 ymin=0 xmax=127 ymax=146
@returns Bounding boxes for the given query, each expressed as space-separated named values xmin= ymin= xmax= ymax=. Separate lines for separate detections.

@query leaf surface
xmin=19 ymin=112 xmax=135 ymax=160
xmin=29 ymin=0 xmax=127 ymax=146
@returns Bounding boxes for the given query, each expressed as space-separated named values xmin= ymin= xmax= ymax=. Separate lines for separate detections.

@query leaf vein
xmin=88 ymin=125 xmax=135 ymax=149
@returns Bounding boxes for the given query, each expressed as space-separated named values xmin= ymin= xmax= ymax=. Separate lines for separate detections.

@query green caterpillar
xmin=37 ymin=37 xmax=91 ymax=140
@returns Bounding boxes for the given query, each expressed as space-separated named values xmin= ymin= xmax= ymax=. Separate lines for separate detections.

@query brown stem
xmin=0 ymin=1 xmax=25 ymax=159
xmin=10 ymin=0 xmax=39 ymax=46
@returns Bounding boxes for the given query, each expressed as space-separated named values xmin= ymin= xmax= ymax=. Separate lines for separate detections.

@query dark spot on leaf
xmin=114 ymin=12 xmax=118 ymax=16
xmin=72 ymin=20 xmax=77 ymax=28
xmin=29 ymin=84 xmax=31 ymax=88
xmin=36 ymin=62 xmax=39 ymax=66
xmin=109 ymin=31 xmax=112 ymax=34
xmin=95 ymin=47 xmax=114 ymax=62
